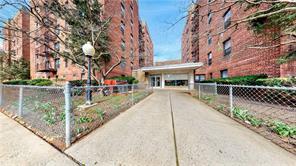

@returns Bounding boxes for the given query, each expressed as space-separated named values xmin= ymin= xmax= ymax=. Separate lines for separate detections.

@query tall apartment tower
xmin=181 ymin=4 xmax=198 ymax=63
xmin=28 ymin=0 xmax=141 ymax=80
xmin=182 ymin=0 xmax=295 ymax=80
xmin=3 ymin=9 xmax=30 ymax=65
xmin=139 ymin=21 xmax=154 ymax=67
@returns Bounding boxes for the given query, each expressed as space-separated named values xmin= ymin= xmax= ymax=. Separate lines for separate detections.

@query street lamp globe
xmin=82 ymin=41 xmax=95 ymax=57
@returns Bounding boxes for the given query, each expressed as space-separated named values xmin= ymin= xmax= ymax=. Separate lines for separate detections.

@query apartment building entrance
xmin=150 ymin=75 xmax=161 ymax=88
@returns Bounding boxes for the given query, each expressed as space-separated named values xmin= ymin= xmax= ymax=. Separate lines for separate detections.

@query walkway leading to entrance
xmin=66 ymin=90 xmax=296 ymax=165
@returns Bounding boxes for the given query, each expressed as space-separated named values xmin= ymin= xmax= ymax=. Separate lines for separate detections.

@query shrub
xmin=69 ymin=80 xmax=99 ymax=86
xmin=3 ymin=79 xmax=53 ymax=86
xmin=201 ymin=74 xmax=267 ymax=85
xmin=255 ymin=77 xmax=296 ymax=87
xmin=3 ymin=79 xmax=29 ymax=85
xmin=110 ymin=76 xmax=138 ymax=84
xmin=28 ymin=79 xmax=53 ymax=86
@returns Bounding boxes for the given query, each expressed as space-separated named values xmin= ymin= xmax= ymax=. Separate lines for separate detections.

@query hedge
xmin=69 ymin=80 xmax=99 ymax=87
xmin=110 ymin=76 xmax=139 ymax=84
xmin=3 ymin=79 xmax=53 ymax=86
xmin=201 ymin=74 xmax=268 ymax=85
xmin=200 ymin=74 xmax=295 ymax=87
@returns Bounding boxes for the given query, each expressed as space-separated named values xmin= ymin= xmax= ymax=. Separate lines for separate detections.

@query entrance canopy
xmin=138 ymin=62 xmax=203 ymax=89
xmin=141 ymin=62 xmax=203 ymax=73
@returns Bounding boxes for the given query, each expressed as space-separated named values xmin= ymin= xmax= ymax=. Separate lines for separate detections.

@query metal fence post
xmin=0 ymin=84 xmax=3 ymax=106
xmin=18 ymin=86 xmax=24 ymax=117
xmin=214 ymin=82 xmax=217 ymax=95
xmin=64 ymin=82 xmax=72 ymax=147
xmin=229 ymin=86 xmax=233 ymax=118
xmin=198 ymin=84 xmax=201 ymax=99
xmin=131 ymin=84 xmax=134 ymax=105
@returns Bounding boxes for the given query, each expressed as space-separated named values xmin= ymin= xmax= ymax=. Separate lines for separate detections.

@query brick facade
xmin=182 ymin=0 xmax=295 ymax=80
xmin=3 ymin=0 xmax=152 ymax=81
xmin=139 ymin=21 xmax=154 ymax=67
xmin=3 ymin=10 xmax=30 ymax=65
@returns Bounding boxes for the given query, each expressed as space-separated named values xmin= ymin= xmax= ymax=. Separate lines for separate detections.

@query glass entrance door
xmin=150 ymin=75 xmax=161 ymax=88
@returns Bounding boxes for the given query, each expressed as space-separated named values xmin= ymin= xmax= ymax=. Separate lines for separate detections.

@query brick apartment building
xmin=139 ymin=21 xmax=154 ymax=67
xmin=182 ymin=1 xmax=296 ymax=81
xmin=3 ymin=9 xmax=30 ymax=65
xmin=3 ymin=0 xmax=153 ymax=81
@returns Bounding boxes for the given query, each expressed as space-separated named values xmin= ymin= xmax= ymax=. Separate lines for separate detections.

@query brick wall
xmin=139 ymin=21 xmax=154 ymax=67
xmin=183 ymin=0 xmax=293 ymax=80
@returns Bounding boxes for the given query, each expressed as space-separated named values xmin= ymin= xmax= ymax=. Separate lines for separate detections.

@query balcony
xmin=36 ymin=61 xmax=57 ymax=72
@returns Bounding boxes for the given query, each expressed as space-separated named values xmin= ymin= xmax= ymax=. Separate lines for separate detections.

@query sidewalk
xmin=0 ymin=113 xmax=76 ymax=166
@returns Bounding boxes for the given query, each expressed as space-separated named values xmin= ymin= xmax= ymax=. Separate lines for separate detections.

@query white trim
xmin=141 ymin=62 xmax=203 ymax=72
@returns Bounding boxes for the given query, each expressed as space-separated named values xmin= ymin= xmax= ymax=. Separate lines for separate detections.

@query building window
xmin=55 ymin=25 xmax=61 ymax=35
xmin=121 ymin=39 xmax=126 ymax=51
xmin=195 ymin=75 xmax=205 ymax=82
xmin=120 ymin=21 xmax=125 ymax=35
xmin=220 ymin=69 xmax=228 ymax=78
xmin=209 ymin=73 xmax=213 ymax=79
xmin=55 ymin=58 xmax=60 ymax=69
xmin=207 ymin=34 xmax=212 ymax=45
xmin=208 ymin=52 xmax=212 ymax=66
xmin=121 ymin=2 xmax=125 ymax=18
xmin=208 ymin=10 xmax=212 ymax=24
xmin=54 ymin=42 xmax=60 ymax=51
xmin=224 ymin=9 xmax=232 ymax=29
xmin=223 ymin=38 xmax=231 ymax=56
xmin=120 ymin=57 xmax=126 ymax=69
xmin=65 ymin=58 xmax=68 ymax=68
xmin=130 ymin=5 xmax=134 ymax=17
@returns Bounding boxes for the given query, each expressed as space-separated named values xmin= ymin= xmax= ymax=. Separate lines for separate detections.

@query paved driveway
xmin=65 ymin=90 xmax=296 ymax=165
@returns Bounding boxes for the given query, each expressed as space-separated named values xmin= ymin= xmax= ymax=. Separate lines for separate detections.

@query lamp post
xmin=82 ymin=41 xmax=95 ymax=105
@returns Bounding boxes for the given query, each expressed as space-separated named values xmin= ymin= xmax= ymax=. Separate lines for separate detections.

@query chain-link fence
xmin=193 ymin=83 xmax=296 ymax=154
xmin=70 ymin=84 xmax=152 ymax=143
xmin=0 ymin=83 xmax=152 ymax=150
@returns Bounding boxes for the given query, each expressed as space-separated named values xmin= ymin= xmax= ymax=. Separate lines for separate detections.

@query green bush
xmin=201 ymin=74 xmax=267 ymax=85
xmin=110 ymin=76 xmax=138 ymax=84
xmin=3 ymin=79 xmax=53 ymax=86
xmin=3 ymin=79 xmax=29 ymax=85
xmin=255 ymin=77 xmax=296 ymax=87
xmin=69 ymin=80 xmax=99 ymax=86
xmin=200 ymin=74 xmax=296 ymax=87
xmin=28 ymin=79 xmax=53 ymax=86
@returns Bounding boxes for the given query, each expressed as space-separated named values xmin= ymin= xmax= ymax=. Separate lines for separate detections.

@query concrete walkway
xmin=66 ymin=90 xmax=296 ymax=165
xmin=0 ymin=113 xmax=77 ymax=166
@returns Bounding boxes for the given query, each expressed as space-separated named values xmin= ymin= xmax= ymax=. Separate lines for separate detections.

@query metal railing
xmin=0 ymin=83 xmax=152 ymax=149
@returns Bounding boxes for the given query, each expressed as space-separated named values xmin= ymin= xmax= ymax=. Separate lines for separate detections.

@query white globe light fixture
xmin=82 ymin=41 xmax=95 ymax=105
xmin=82 ymin=41 xmax=95 ymax=57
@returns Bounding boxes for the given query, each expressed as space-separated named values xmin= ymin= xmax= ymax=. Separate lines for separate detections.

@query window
xmin=55 ymin=58 xmax=60 ymax=69
xmin=130 ymin=5 xmax=134 ymax=17
xmin=65 ymin=58 xmax=68 ymax=68
xmin=120 ymin=21 xmax=125 ymax=35
xmin=54 ymin=42 xmax=60 ymax=51
xmin=130 ymin=49 xmax=134 ymax=61
xmin=207 ymin=34 xmax=212 ymax=45
xmin=121 ymin=39 xmax=126 ymax=51
xmin=131 ymin=19 xmax=133 ymax=26
xmin=121 ymin=2 xmax=125 ymax=18
xmin=208 ymin=10 xmax=212 ymax=24
xmin=208 ymin=52 xmax=212 ymax=66
xmin=120 ymin=57 xmax=126 ymax=69
xmin=220 ymin=69 xmax=228 ymax=78
xmin=223 ymin=38 xmax=231 ymax=56
xmin=209 ymin=73 xmax=213 ymax=79
xmin=55 ymin=25 xmax=61 ymax=35
xmin=195 ymin=75 xmax=205 ymax=82
xmin=130 ymin=33 xmax=133 ymax=43
xmin=224 ymin=9 xmax=231 ymax=29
